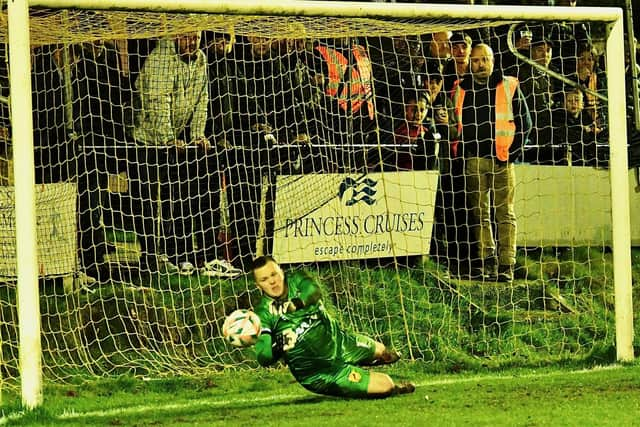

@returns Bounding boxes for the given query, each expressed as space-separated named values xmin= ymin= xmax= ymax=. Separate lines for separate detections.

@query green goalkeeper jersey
xmin=254 ymin=270 xmax=373 ymax=379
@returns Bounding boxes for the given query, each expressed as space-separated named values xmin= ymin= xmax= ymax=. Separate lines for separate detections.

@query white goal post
xmin=6 ymin=0 xmax=633 ymax=409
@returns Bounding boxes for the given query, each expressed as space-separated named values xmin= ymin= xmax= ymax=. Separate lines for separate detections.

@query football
xmin=222 ymin=309 xmax=262 ymax=347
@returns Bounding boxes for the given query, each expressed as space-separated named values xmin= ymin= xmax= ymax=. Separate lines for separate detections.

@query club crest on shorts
xmin=348 ymin=370 xmax=362 ymax=383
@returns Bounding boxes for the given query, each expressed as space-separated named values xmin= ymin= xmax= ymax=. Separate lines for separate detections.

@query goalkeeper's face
xmin=254 ymin=260 xmax=286 ymax=298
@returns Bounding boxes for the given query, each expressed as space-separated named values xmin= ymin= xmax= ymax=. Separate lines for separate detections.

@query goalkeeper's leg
xmin=370 ymin=341 xmax=401 ymax=365
xmin=367 ymin=372 xmax=416 ymax=398
xmin=339 ymin=330 xmax=401 ymax=366
xmin=300 ymin=366 xmax=414 ymax=398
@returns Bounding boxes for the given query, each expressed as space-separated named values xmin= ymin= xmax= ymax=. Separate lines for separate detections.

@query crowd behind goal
xmin=0 ymin=0 xmax=638 ymax=284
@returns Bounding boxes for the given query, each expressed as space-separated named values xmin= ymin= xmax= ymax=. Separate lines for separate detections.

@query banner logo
xmin=338 ymin=176 xmax=377 ymax=206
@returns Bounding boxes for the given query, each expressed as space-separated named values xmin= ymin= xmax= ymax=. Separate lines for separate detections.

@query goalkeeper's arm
xmin=289 ymin=271 xmax=322 ymax=310
xmin=255 ymin=331 xmax=282 ymax=367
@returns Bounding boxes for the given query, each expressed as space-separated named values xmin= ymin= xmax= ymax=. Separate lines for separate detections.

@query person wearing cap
xmin=443 ymin=31 xmax=472 ymax=93
xmin=518 ymin=26 xmax=560 ymax=164
xmin=423 ymin=60 xmax=468 ymax=275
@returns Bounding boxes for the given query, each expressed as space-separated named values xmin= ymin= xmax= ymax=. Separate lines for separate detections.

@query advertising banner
xmin=273 ymin=171 xmax=439 ymax=263
xmin=0 ymin=183 xmax=77 ymax=277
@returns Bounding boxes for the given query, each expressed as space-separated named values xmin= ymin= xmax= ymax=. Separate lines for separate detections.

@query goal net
xmin=0 ymin=1 xmax=634 ymax=392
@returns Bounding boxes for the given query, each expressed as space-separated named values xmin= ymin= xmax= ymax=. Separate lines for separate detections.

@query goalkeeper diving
xmin=251 ymin=256 xmax=415 ymax=398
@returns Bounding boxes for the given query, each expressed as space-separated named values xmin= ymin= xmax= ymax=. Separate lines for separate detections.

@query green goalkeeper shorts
xmin=298 ymin=364 xmax=371 ymax=398
xmin=291 ymin=327 xmax=377 ymax=398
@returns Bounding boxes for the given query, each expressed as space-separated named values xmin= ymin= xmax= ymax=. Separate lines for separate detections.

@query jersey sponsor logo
xmin=293 ymin=315 xmax=318 ymax=339
xmin=268 ymin=300 xmax=294 ymax=316
xmin=348 ymin=370 xmax=362 ymax=383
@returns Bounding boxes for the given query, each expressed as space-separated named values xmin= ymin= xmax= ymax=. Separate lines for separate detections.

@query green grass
xmin=0 ymin=246 xmax=633 ymax=385
xmin=2 ymin=363 xmax=639 ymax=426
xmin=2 ymin=245 xmax=638 ymax=425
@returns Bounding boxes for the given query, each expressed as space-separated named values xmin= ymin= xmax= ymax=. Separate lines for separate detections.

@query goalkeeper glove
xmin=272 ymin=332 xmax=286 ymax=355
xmin=290 ymin=297 xmax=304 ymax=310
xmin=272 ymin=330 xmax=298 ymax=353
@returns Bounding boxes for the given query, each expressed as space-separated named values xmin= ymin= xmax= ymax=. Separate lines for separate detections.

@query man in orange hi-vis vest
xmin=310 ymin=40 xmax=376 ymax=172
xmin=451 ymin=43 xmax=532 ymax=282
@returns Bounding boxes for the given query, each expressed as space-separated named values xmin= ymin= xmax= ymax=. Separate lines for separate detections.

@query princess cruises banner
xmin=272 ymin=171 xmax=439 ymax=263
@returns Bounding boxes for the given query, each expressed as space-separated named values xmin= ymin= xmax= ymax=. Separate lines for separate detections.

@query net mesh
xmin=15 ymin=10 xmax=513 ymax=45
xmin=0 ymin=5 xmax=631 ymax=388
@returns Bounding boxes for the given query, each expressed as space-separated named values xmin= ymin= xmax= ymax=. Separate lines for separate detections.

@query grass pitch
xmin=2 ymin=363 xmax=639 ymax=426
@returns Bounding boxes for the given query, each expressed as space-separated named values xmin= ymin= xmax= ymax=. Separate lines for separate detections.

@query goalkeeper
xmin=252 ymin=255 xmax=415 ymax=398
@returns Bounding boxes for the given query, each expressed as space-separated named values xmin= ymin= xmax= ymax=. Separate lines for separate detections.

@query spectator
xmin=271 ymin=37 xmax=321 ymax=171
xmin=369 ymin=36 xmax=425 ymax=145
xmin=442 ymin=31 xmax=472 ymax=93
xmin=501 ymin=24 xmax=533 ymax=78
xmin=30 ymin=44 xmax=91 ymax=283
xmin=398 ymin=36 xmax=427 ymax=90
xmin=281 ymin=38 xmax=334 ymax=173
xmin=31 ymin=44 xmax=74 ymax=185
xmin=131 ymin=32 xmax=229 ymax=276
xmin=229 ymin=35 xmax=305 ymax=270
xmin=547 ymin=0 xmax=592 ymax=75
xmin=306 ymin=38 xmax=376 ymax=172
xmin=516 ymin=27 xmax=559 ymax=164
xmin=574 ymin=42 xmax=607 ymax=135
xmin=426 ymin=31 xmax=452 ymax=66
xmin=235 ymin=36 xmax=307 ymax=143
xmin=204 ymin=32 xmax=239 ymax=146
xmin=423 ymin=63 xmax=469 ymax=275
xmin=374 ymin=89 xmax=435 ymax=171
xmin=451 ymin=43 xmax=532 ymax=282
xmin=424 ymin=64 xmax=457 ymax=154
xmin=424 ymin=31 xmax=453 ymax=88
xmin=552 ymin=86 xmax=605 ymax=167
xmin=202 ymin=31 xmax=242 ymax=271
xmin=72 ymin=40 xmax=134 ymax=282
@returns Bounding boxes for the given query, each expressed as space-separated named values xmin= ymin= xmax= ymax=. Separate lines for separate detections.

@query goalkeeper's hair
xmin=251 ymin=255 xmax=278 ymax=271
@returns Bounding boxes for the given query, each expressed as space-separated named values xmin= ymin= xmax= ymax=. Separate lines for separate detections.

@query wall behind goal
xmin=272 ymin=166 xmax=640 ymax=263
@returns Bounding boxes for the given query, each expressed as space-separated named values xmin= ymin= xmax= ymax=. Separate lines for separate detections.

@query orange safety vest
xmin=315 ymin=44 xmax=375 ymax=120
xmin=585 ymin=73 xmax=598 ymax=122
xmin=452 ymin=76 xmax=518 ymax=161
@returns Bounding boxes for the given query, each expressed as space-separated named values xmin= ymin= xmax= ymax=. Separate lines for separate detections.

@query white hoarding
xmin=0 ymin=183 xmax=77 ymax=277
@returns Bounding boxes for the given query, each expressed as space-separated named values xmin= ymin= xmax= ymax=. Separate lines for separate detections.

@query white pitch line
xmin=0 ymin=365 xmax=627 ymax=424
xmin=416 ymin=364 xmax=622 ymax=387
xmin=57 ymin=392 xmax=304 ymax=419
